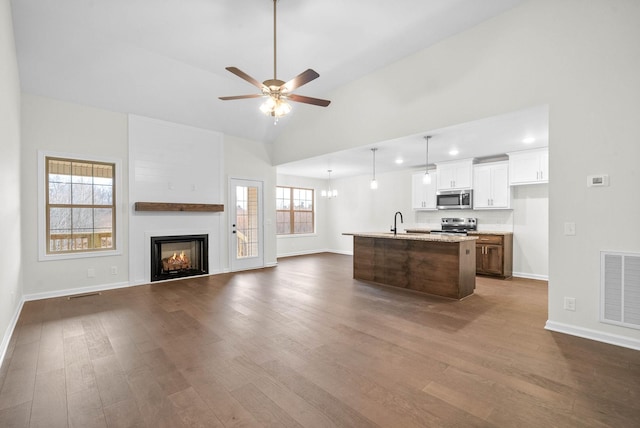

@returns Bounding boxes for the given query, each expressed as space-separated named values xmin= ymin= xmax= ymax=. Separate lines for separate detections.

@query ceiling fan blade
xmin=219 ymin=94 xmax=264 ymax=101
xmin=281 ymin=69 xmax=320 ymax=92
xmin=225 ymin=67 xmax=266 ymax=90
xmin=287 ymin=94 xmax=331 ymax=107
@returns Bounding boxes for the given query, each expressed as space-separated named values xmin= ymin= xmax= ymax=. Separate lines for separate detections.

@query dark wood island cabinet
xmin=404 ymin=229 xmax=514 ymax=279
xmin=346 ymin=233 xmax=478 ymax=300
xmin=470 ymin=232 xmax=513 ymax=278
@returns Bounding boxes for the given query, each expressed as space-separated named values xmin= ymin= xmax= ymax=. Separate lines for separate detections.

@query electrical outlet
xmin=87 ymin=268 xmax=96 ymax=278
xmin=564 ymin=222 xmax=576 ymax=236
xmin=110 ymin=266 xmax=118 ymax=275
xmin=564 ymin=297 xmax=576 ymax=311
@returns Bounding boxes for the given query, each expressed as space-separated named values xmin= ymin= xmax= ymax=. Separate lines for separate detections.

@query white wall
xmin=128 ymin=115 xmax=224 ymax=284
xmin=326 ymin=169 xmax=415 ymax=254
xmin=512 ymin=184 xmax=548 ymax=279
xmin=0 ymin=0 xmax=23 ymax=364
xmin=273 ymin=0 xmax=640 ymax=348
xmin=276 ymin=174 xmax=330 ymax=257
xmin=18 ymin=97 xmax=276 ymax=298
xmin=224 ymin=135 xmax=277 ymax=268
xmin=20 ymin=94 xmax=129 ymax=298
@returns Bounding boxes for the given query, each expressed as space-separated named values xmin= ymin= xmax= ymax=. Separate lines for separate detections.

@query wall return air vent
xmin=601 ymin=251 xmax=640 ymax=329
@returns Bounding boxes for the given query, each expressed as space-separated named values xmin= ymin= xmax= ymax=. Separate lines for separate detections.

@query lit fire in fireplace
xmin=162 ymin=251 xmax=191 ymax=271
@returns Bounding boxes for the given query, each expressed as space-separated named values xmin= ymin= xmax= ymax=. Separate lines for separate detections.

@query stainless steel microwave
xmin=436 ymin=189 xmax=473 ymax=210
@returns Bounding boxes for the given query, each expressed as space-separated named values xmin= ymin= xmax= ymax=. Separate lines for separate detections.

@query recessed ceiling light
xmin=449 ymin=149 xmax=459 ymax=156
xmin=522 ymin=137 xmax=535 ymax=144
xmin=395 ymin=158 xmax=404 ymax=164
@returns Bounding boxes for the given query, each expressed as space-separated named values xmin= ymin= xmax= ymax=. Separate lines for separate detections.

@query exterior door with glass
xmin=229 ymin=178 xmax=264 ymax=271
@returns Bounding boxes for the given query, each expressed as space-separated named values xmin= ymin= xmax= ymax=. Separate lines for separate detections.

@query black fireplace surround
xmin=151 ymin=234 xmax=208 ymax=282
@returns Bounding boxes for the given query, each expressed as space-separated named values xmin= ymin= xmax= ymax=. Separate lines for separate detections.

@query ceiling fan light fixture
xmin=274 ymin=99 xmax=292 ymax=117
xmin=260 ymin=96 xmax=291 ymax=118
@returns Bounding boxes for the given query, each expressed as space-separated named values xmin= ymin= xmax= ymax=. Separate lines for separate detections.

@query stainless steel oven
xmin=429 ymin=217 xmax=477 ymax=235
xmin=436 ymin=189 xmax=472 ymax=210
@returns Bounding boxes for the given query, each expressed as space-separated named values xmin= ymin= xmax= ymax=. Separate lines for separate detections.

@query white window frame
xmin=38 ymin=150 xmax=123 ymax=261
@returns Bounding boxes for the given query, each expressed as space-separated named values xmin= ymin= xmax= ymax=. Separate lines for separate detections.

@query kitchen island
xmin=345 ymin=232 xmax=478 ymax=299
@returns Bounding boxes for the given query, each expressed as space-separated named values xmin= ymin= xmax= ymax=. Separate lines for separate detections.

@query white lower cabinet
xmin=473 ymin=161 xmax=510 ymax=209
xmin=412 ymin=171 xmax=438 ymax=210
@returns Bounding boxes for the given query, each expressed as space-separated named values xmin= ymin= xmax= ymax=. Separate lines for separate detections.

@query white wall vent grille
xmin=601 ymin=251 xmax=640 ymax=329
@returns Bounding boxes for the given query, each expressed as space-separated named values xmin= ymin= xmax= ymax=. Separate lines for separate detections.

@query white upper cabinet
xmin=507 ymin=148 xmax=548 ymax=185
xmin=411 ymin=171 xmax=438 ymax=210
xmin=473 ymin=161 xmax=510 ymax=209
xmin=436 ymin=159 xmax=474 ymax=191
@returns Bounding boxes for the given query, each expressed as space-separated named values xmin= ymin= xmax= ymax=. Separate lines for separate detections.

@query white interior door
xmin=229 ymin=178 xmax=264 ymax=271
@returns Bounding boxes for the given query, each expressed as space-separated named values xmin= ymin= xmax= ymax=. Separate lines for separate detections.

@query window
xmin=276 ymin=186 xmax=314 ymax=235
xmin=45 ymin=156 xmax=116 ymax=254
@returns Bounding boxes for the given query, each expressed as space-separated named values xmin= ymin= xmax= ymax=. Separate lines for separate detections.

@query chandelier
xmin=321 ymin=169 xmax=338 ymax=198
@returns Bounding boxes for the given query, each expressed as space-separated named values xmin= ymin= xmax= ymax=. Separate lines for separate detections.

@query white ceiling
xmin=277 ymin=104 xmax=549 ymax=179
xmin=11 ymin=0 xmax=525 ymax=145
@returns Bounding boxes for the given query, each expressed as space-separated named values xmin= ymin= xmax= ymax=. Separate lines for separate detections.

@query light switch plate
xmin=564 ymin=222 xmax=576 ymax=236
xmin=564 ymin=297 xmax=576 ymax=311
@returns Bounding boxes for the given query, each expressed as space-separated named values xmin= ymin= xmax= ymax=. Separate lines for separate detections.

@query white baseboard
xmin=513 ymin=271 xmax=549 ymax=281
xmin=277 ymin=249 xmax=327 ymax=258
xmin=545 ymin=320 xmax=640 ymax=351
xmin=0 ymin=298 xmax=25 ymax=368
xmin=277 ymin=249 xmax=355 ymax=258
xmin=328 ymin=249 xmax=353 ymax=256
xmin=23 ymin=281 xmax=133 ymax=302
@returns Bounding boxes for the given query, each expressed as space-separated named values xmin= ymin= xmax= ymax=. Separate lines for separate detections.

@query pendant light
xmin=370 ymin=148 xmax=378 ymax=190
xmin=321 ymin=169 xmax=338 ymax=198
xmin=423 ymin=136 xmax=432 ymax=184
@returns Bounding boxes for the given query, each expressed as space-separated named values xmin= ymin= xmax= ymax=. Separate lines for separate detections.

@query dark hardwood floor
xmin=1 ymin=253 xmax=638 ymax=427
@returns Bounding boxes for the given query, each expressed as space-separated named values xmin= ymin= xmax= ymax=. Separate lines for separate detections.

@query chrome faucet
xmin=391 ymin=211 xmax=403 ymax=236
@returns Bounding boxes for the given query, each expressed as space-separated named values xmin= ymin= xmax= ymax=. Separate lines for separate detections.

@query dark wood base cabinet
xmin=353 ymin=236 xmax=476 ymax=300
xmin=474 ymin=234 xmax=513 ymax=278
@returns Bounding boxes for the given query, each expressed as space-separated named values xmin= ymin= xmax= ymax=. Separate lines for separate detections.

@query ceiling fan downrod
xmin=273 ymin=0 xmax=277 ymax=81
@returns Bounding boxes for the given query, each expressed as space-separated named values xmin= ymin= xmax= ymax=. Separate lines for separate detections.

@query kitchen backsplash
xmin=409 ymin=209 xmax=514 ymax=232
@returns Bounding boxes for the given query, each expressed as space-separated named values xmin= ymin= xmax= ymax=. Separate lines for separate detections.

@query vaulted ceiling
xmin=11 ymin=0 xmax=525 ymax=146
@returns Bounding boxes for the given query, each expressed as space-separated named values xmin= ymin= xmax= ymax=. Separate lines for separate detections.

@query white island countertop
xmin=342 ymin=232 xmax=478 ymax=242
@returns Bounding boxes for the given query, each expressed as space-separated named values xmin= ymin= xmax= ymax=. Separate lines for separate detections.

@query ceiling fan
xmin=219 ymin=0 xmax=331 ymax=121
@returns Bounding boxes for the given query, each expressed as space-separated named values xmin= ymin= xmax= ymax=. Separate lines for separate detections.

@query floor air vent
xmin=601 ymin=251 xmax=640 ymax=329
xmin=67 ymin=292 xmax=101 ymax=300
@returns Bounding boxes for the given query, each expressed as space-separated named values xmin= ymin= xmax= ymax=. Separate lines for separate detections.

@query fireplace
xmin=151 ymin=234 xmax=208 ymax=282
